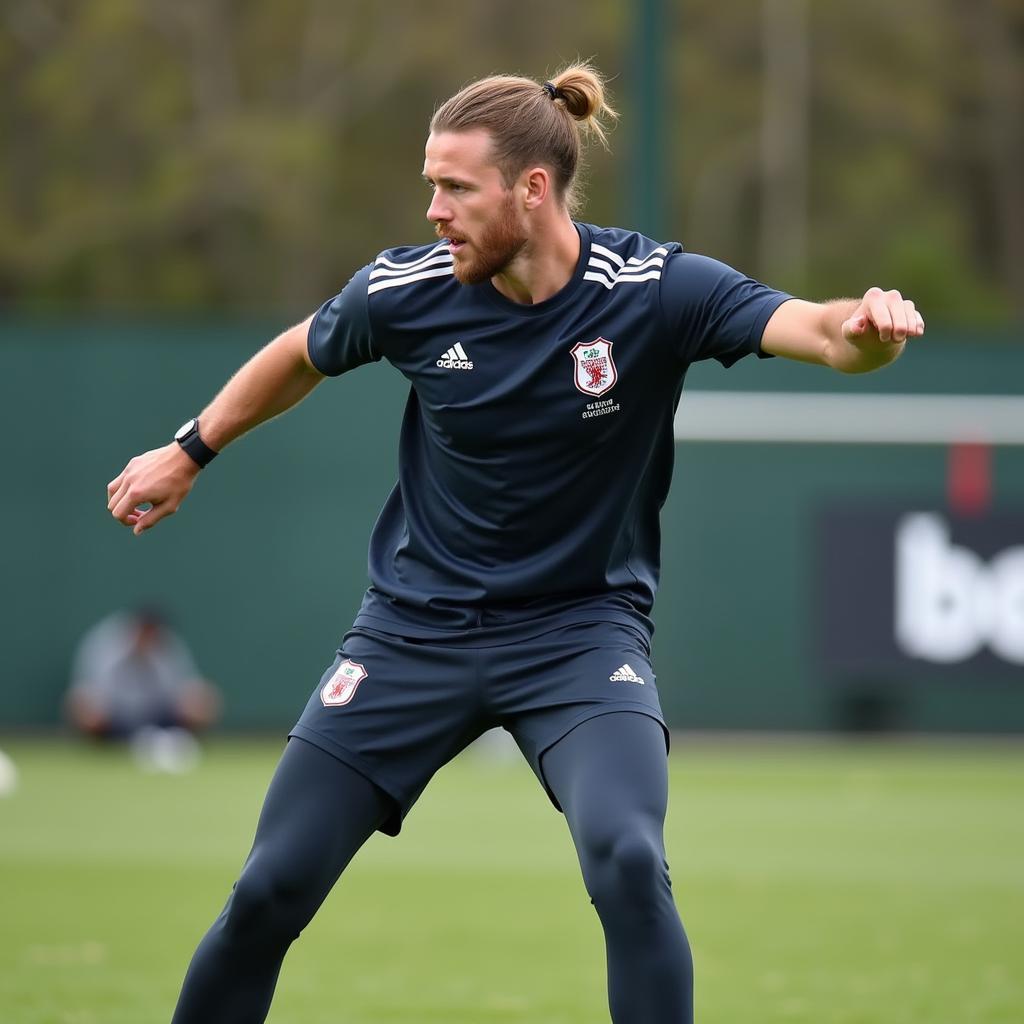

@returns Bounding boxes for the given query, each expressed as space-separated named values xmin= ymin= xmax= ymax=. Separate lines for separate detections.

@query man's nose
xmin=426 ymin=191 xmax=450 ymax=224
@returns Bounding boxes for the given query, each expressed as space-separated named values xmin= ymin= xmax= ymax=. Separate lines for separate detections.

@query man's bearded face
xmin=438 ymin=190 xmax=527 ymax=285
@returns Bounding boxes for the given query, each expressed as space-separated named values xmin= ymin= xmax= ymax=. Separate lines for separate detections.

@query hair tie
xmin=542 ymin=81 xmax=561 ymax=101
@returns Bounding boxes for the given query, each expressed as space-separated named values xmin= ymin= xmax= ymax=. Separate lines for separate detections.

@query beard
xmin=440 ymin=194 xmax=528 ymax=285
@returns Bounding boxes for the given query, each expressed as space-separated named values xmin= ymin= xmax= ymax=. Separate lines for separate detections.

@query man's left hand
xmin=842 ymin=287 xmax=925 ymax=347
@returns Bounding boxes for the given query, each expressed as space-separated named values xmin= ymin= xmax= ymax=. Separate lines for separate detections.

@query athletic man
xmin=107 ymin=64 xmax=924 ymax=1023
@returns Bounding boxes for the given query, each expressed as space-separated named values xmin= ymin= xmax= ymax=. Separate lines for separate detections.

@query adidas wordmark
xmin=437 ymin=342 xmax=473 ymax=370
xmin=609 ymin=664 xmax=645 ymax=685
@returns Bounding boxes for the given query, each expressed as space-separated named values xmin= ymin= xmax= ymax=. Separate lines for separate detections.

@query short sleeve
xmin=69 ymin=616 xmax=120 ymax=694
xmin=307 ymin=264 xmax=380 ymax=377
xmin=659 ymin=253 xmax=793 ymax=367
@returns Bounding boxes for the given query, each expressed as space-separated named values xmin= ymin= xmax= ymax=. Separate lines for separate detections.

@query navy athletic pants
xmin=170 ymin=714 xmax=692 ymax=1023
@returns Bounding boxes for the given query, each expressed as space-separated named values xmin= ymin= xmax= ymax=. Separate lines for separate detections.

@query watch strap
xmin=175 ymin=418 xmax=219 ymax=469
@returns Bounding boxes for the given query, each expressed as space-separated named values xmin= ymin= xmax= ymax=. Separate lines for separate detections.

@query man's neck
xmin=491 ymin=215 xmax=580 ymax=305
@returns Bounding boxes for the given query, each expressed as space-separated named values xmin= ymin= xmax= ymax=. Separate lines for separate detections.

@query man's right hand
xmin=107 ymin=443 xmax=201 ymax=536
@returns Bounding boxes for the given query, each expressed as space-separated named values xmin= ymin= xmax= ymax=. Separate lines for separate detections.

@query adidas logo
xmin=609 ymin=664 xmax=645 ymax=685
xmin=436 ymin=342 xmax=474 ymax=370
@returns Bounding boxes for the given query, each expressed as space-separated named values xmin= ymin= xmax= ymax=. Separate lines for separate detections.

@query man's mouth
xmin=443 ymin=235 xmax=467 ymax=253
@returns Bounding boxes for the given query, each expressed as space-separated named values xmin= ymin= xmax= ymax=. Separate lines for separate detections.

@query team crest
xmin=571 ymin=338 xmax=617 ymax=397
xmin=320 ymin=659 xmax=367 ymax=707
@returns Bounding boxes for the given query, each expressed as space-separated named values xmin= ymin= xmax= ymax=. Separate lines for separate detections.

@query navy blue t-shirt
xmin=309 ymin=223 xmax=791 ymax=639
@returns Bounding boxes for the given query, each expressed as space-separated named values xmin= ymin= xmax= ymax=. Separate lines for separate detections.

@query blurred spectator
xmin=66 ymin=607 xmax=221 ymax=742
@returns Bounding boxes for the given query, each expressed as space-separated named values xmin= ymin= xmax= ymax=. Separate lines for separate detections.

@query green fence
xmin=5 ymin=320 xmax=1023 ymax=731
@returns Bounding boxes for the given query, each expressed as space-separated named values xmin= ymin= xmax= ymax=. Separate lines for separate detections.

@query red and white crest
xmin=571 ymin=338 xmax=617 ymax=397
xmin=320 ymin=659 xmax=367 ymax=707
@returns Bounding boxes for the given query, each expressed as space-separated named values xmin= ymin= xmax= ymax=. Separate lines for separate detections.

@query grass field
xmin=0 ymin=735 xmax=1021 ymax=1023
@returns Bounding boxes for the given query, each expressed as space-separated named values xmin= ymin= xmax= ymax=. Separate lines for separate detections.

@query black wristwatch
xmin=174 ymin=417 xmax=219 ymax=469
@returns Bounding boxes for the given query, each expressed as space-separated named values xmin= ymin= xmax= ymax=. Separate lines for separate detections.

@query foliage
xmin=1 ymin=0 xmax=1021 ymax=324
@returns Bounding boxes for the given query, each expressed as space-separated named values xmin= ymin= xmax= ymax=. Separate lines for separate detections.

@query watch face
xmin=175 ymin=418 xmax=197 ymax=441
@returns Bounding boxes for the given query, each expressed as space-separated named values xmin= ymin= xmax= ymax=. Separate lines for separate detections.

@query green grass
xmin=0 ymin=736 xmax=1021 ymax=1023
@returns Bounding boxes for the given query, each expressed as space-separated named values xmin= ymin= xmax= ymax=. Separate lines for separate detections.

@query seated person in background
xmin=66 ymin=607 xmax=220 ymax=740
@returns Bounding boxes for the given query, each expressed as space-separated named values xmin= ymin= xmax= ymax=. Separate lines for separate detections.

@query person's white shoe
xmin=131 ymin=727 xmax=201 ymax=774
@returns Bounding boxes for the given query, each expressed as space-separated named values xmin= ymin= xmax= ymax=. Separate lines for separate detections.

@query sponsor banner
xmin=816 ymin=506 xmax=1024 ymax=677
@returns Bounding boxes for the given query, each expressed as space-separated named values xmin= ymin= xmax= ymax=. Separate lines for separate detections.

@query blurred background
xmin=2 ymin=0 xmax=1021 ymax=734
xmin=1 ymin=3 xmax=1023 ymax=1023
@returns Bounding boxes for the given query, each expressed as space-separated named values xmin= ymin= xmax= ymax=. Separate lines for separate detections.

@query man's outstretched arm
xmin=107 ymin=315 xmax=322 ymax=535
xmin=761 ymin=287 xmax=925 ymax=373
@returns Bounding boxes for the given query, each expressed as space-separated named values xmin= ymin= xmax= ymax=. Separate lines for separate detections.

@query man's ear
xmin=522 ymin=166 xmax=551 ymax=210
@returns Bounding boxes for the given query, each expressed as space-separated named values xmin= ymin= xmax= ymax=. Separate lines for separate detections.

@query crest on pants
xmin=571 ymin=338 xmax=617 ymax=397
xmin=320 ymin=659 xmax=367 ymax=707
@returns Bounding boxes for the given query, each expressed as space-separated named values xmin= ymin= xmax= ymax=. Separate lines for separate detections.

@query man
xmin=108 ymin=64 xmax=923 ymax=1024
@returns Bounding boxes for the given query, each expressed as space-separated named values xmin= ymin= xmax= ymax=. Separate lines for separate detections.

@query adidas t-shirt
xmin=309 ymin=222 xmax=791 ymax=639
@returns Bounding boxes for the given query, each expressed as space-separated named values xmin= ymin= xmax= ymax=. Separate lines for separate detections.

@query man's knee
xmin=222 ymin=862 xmax=306 ymax=945
xmin=583 ymin=829 xmax=671 ymax=914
